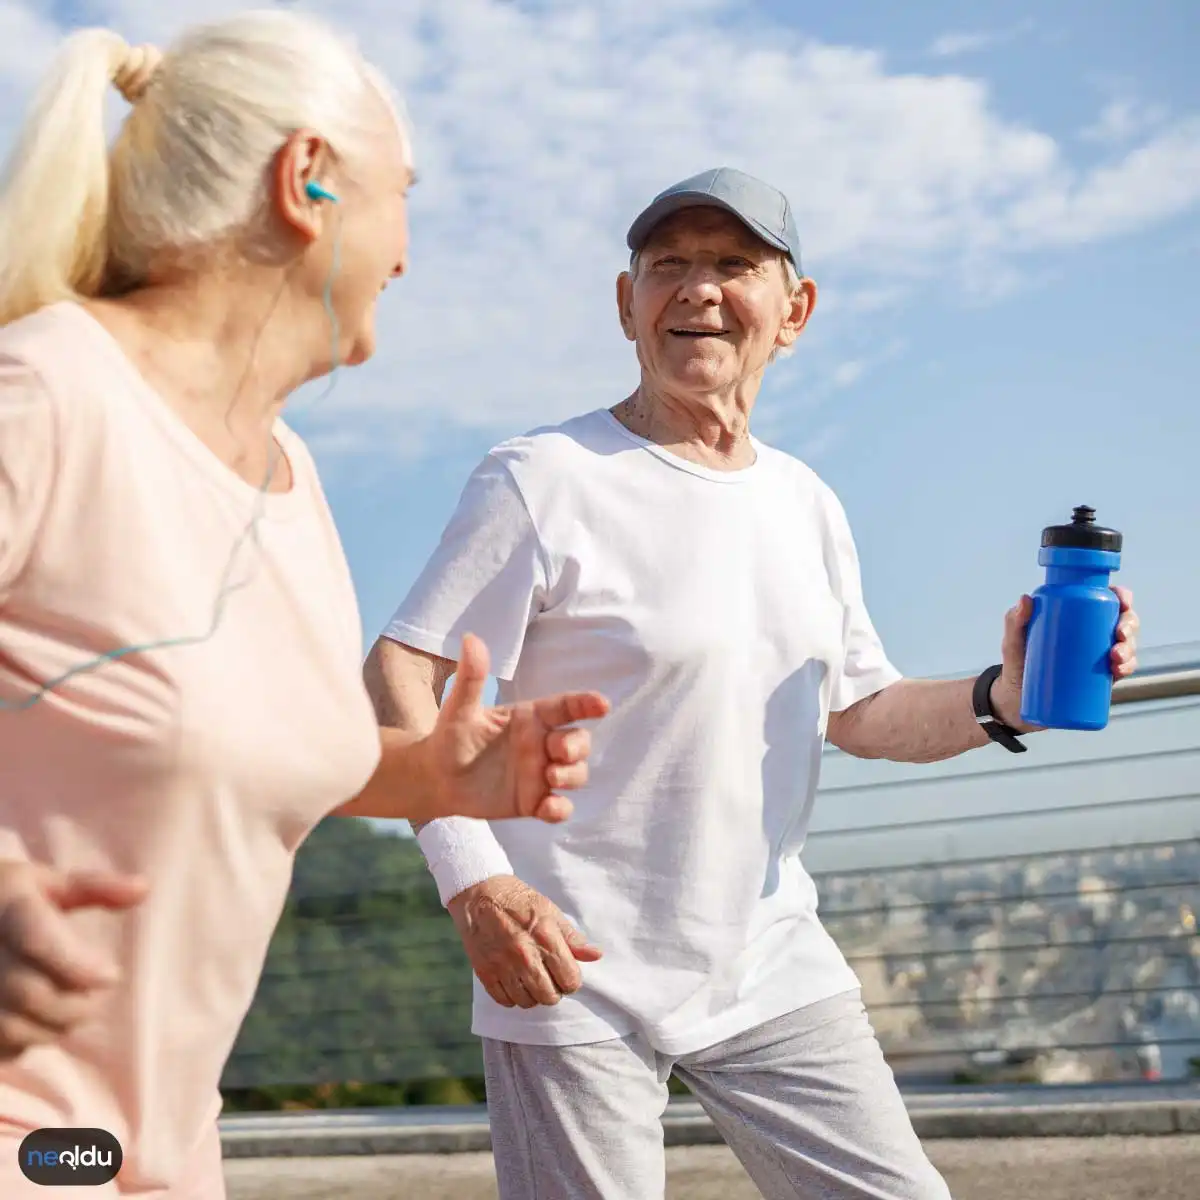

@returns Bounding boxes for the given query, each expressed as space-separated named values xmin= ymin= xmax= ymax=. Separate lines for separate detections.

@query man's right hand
xmin=447 ymin=875 xmax=602 ymax=1009
xmin=0 ymin=861 xmax=147 ymax=1059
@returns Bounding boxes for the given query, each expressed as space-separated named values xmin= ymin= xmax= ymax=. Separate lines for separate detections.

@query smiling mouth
xmin=668 ymin=328 xmax=729 ymax=338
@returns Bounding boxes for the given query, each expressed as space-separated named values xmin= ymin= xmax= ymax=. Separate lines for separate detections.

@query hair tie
xmin=112 ymin=43 xmax=162 ymax=104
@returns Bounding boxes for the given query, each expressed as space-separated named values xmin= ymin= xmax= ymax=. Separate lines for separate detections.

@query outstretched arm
xmin=338 ymin=633 xmax=608 ymax=825
xmin=345 ymin=637 xmax=454 ymax=832
xmin=828 ymin=590 xmax=1139 ymax=763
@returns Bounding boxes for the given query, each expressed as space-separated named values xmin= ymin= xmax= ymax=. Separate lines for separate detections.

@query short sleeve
xmin=0 ymin=359 xmax=55 ymax=602
xmin=381 ymin=454 xmax=547 ymax=681
xmin=823 ymin=487 xmax=902 ymax=712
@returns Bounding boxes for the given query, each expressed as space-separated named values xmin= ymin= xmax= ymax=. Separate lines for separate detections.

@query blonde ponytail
xmin=0 ymin=10 xmax=407 ymax=330
xmin=0 ymin=29 xmax=139 ymax=326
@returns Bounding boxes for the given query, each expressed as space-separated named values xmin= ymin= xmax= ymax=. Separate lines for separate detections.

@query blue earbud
xmin=305 ymin=180 xmax=339 ymax=203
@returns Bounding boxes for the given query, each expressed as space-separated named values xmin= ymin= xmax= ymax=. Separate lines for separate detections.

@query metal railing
xmin=224 ymin=656 xmax=1200 ymax=1098
xmin=1113 ymin=666 xmax=1200 ymax=704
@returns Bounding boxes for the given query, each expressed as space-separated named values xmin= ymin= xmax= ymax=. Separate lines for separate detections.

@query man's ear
xmin=616 ymin=271 xmax=637 ymax=342
xmin=776 ymin=276 xmax=817 ymax=353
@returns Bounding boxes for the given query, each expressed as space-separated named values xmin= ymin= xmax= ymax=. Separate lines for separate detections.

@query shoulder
xmin=0 ymin=304 xmax=80 ymax=396
xmin=0 ymin=303 xmax=124 ymax=445
xmin=0 ymin=307 xmax=78 ymax=456
xmin=0 ymin=302 xmax=94 ymax=380
xmin=752 ymin=437 xmax=849 ymax=522
xmin=473 ymin=409 xmax=619 ymax=516
xmin=487 ymin=409 xmax=621 ymax=478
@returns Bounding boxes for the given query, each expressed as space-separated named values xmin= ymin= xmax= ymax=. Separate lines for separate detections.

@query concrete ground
xmin=225 ymin=1134 xmax=1200 ymax=1199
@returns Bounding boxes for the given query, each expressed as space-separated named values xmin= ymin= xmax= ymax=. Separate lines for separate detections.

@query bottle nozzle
xmin=1041 ymin=505 xmax=1121 ymax=553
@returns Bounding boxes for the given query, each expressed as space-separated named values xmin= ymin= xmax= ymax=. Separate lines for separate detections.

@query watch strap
xmin=972 ymin=664 xmax=1027 ymax=754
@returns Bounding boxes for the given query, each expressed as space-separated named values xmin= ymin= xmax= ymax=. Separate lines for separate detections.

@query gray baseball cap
xmin=626 ymin=167 xmax=802 ymax=273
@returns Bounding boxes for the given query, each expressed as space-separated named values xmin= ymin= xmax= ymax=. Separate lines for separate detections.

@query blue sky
xmin=304 ymin=0 xmax=1200 ymax=678
xmin=6 ymin=1 xmax=1198 ymax=857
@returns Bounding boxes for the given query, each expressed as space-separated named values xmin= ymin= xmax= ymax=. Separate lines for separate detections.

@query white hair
xmin=0 ymin=10 xmax=412 ymax=325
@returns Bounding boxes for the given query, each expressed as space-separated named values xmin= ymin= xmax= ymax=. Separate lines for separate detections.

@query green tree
xmin=222 ymin=818 xmax=483 ymax=1111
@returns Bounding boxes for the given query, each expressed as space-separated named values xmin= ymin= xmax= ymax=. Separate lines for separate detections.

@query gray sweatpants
xmin=482 ymin=989 xmax=952 ymax=1199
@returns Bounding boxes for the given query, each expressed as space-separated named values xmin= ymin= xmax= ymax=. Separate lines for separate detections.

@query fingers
xmin=442 ymin=633 xmax=490 ymax=718
xmin=531 ymin=690 xmax=611 ymax=729
xmin=531 ymin=731 xmax=591 ymax=822
xmin=505 ymin=975 xmax=550 ymax=1009
xmin=1000 ymin=595 xmax=1033 ymax=673
xmin=546 ymin=762 xmax=588 ymax=791
xmin=1010 ymin=595 xmax=1034 ymax=627
xmin=530 ymin=921 xmax=584 ymax=995
xmin=1112 ymin=585 xmax=1135 ymax=613
xmin=1111 ymin=638 xmax=1138 ymax=677
xmin=0 ymin=1010 xmax=61 ymax=1060
xmin=457 ymin=881 xmax=598 ymax=1009
xmin=503 ymin=937 xmax=562 ymax=1007
xmin=562 ymin=925 xmax=603 ymax=964
xmin=0 ymin=956 xmax=103 ymax=1034
xmin=0 ymin=891 xmax=119 ymax=992
xmin=532 ymin=729 xmax=591 ymax=822
xmin=493 ymin=980 xmax=517 ymax=1008
xmin=1115 ymin=610 xmax=1139 ymax=646
xmin=1111 ymin=589 xmax=1138 ymax=678
xmin=546 ymin=726 xmax=591 ymax=765
xmin=45 ymin=870 xmax=148 ymax=914
xmin=0 ymin=870 xmax=131 ymax=1057
xmin=481 ymin=976 xmax=516 ymax=1008
xmin=532 ymin=794 xmax=573 ymax=824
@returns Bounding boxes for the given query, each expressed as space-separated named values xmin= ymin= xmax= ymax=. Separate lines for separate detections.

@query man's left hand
xmin=991 ymin=585 xmax=1140 ymax=731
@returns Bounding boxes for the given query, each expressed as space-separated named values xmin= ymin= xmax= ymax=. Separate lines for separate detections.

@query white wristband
xmin=415 ymin=818 xmax=514 ymax=907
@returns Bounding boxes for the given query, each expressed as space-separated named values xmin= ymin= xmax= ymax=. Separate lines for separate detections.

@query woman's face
xmin=320 ymin=125 xmax=412 ymax=369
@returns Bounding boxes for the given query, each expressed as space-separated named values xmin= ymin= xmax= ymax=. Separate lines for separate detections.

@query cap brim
xmin=626 ymin=192 xmax=791 ymax=259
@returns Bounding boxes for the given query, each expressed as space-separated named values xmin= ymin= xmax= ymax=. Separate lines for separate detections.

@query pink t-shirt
xmin=0 ymin=303 xmax=382 ymax=1194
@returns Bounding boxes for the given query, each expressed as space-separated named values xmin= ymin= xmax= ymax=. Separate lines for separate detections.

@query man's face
xmin=618 ymin=207 xmax=813 ymax=398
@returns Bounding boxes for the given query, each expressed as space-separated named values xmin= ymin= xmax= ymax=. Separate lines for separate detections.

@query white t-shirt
xmin=383 ymin=408 xmax=900 ymax=1055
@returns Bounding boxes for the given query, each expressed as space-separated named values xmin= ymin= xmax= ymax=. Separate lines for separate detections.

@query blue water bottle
xmin=1020 ymin=505 xmax=1122 ymax=731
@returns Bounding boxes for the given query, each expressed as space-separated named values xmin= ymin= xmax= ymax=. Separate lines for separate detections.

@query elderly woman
xmin=368 ymin=167 xmax=1141 ymax=1199
xmin=0 ymin=12 xmax=606 ymax=1197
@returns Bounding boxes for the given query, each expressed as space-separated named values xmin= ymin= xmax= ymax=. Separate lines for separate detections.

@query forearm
xmin=343 ymin=639 xmax=513 ymax=903
xmin=336 ymin=727 xmax=449 ymax=824
xmin=336 ymin=637 xmax=446 ymax=823
xmin=828 ymin=677 xmax=995 ymax=764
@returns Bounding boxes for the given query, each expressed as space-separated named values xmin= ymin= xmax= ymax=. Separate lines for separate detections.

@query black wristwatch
xmin=972 ymin=664 xmax=1027 ymax=753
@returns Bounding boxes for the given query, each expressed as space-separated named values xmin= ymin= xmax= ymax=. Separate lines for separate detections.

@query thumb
xmin=1002 ymin=595 xmax=1033 ymax=666
xmin=441 ymin=633 xmax=490 ymax=720
xmin=44 ymin=869 xmax=149 ymax=913
xmin=562 ymin=924 xmax=603 ymax=961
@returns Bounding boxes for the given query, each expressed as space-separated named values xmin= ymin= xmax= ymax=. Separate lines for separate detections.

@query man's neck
xmin=611 ymin=382 xmax=758 ymax=472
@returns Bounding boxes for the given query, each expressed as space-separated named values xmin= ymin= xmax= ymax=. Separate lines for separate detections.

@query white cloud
xmin=831 ymin=361 xmax=865 ymax=389
xmin=1081 ymin=98 xmax=1170 ymax=145
xmin=1006 ymin=118 xmax=1200 ymax=246
xmin=928 ymin=20 xmax=1034 ymax=59
xmin=929 ymin=31 xmax=1001 ymax=58
xmin=2 ymin=1 xmax=1199 ymax=453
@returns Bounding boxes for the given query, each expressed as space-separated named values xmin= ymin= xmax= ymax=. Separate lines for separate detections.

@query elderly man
xmin=365 ymin=167 xmax=1140 ymax=1199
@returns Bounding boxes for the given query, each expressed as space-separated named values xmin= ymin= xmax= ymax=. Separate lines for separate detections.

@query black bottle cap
xmin=1041 ymin=505 xmax=1123 ymax=552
